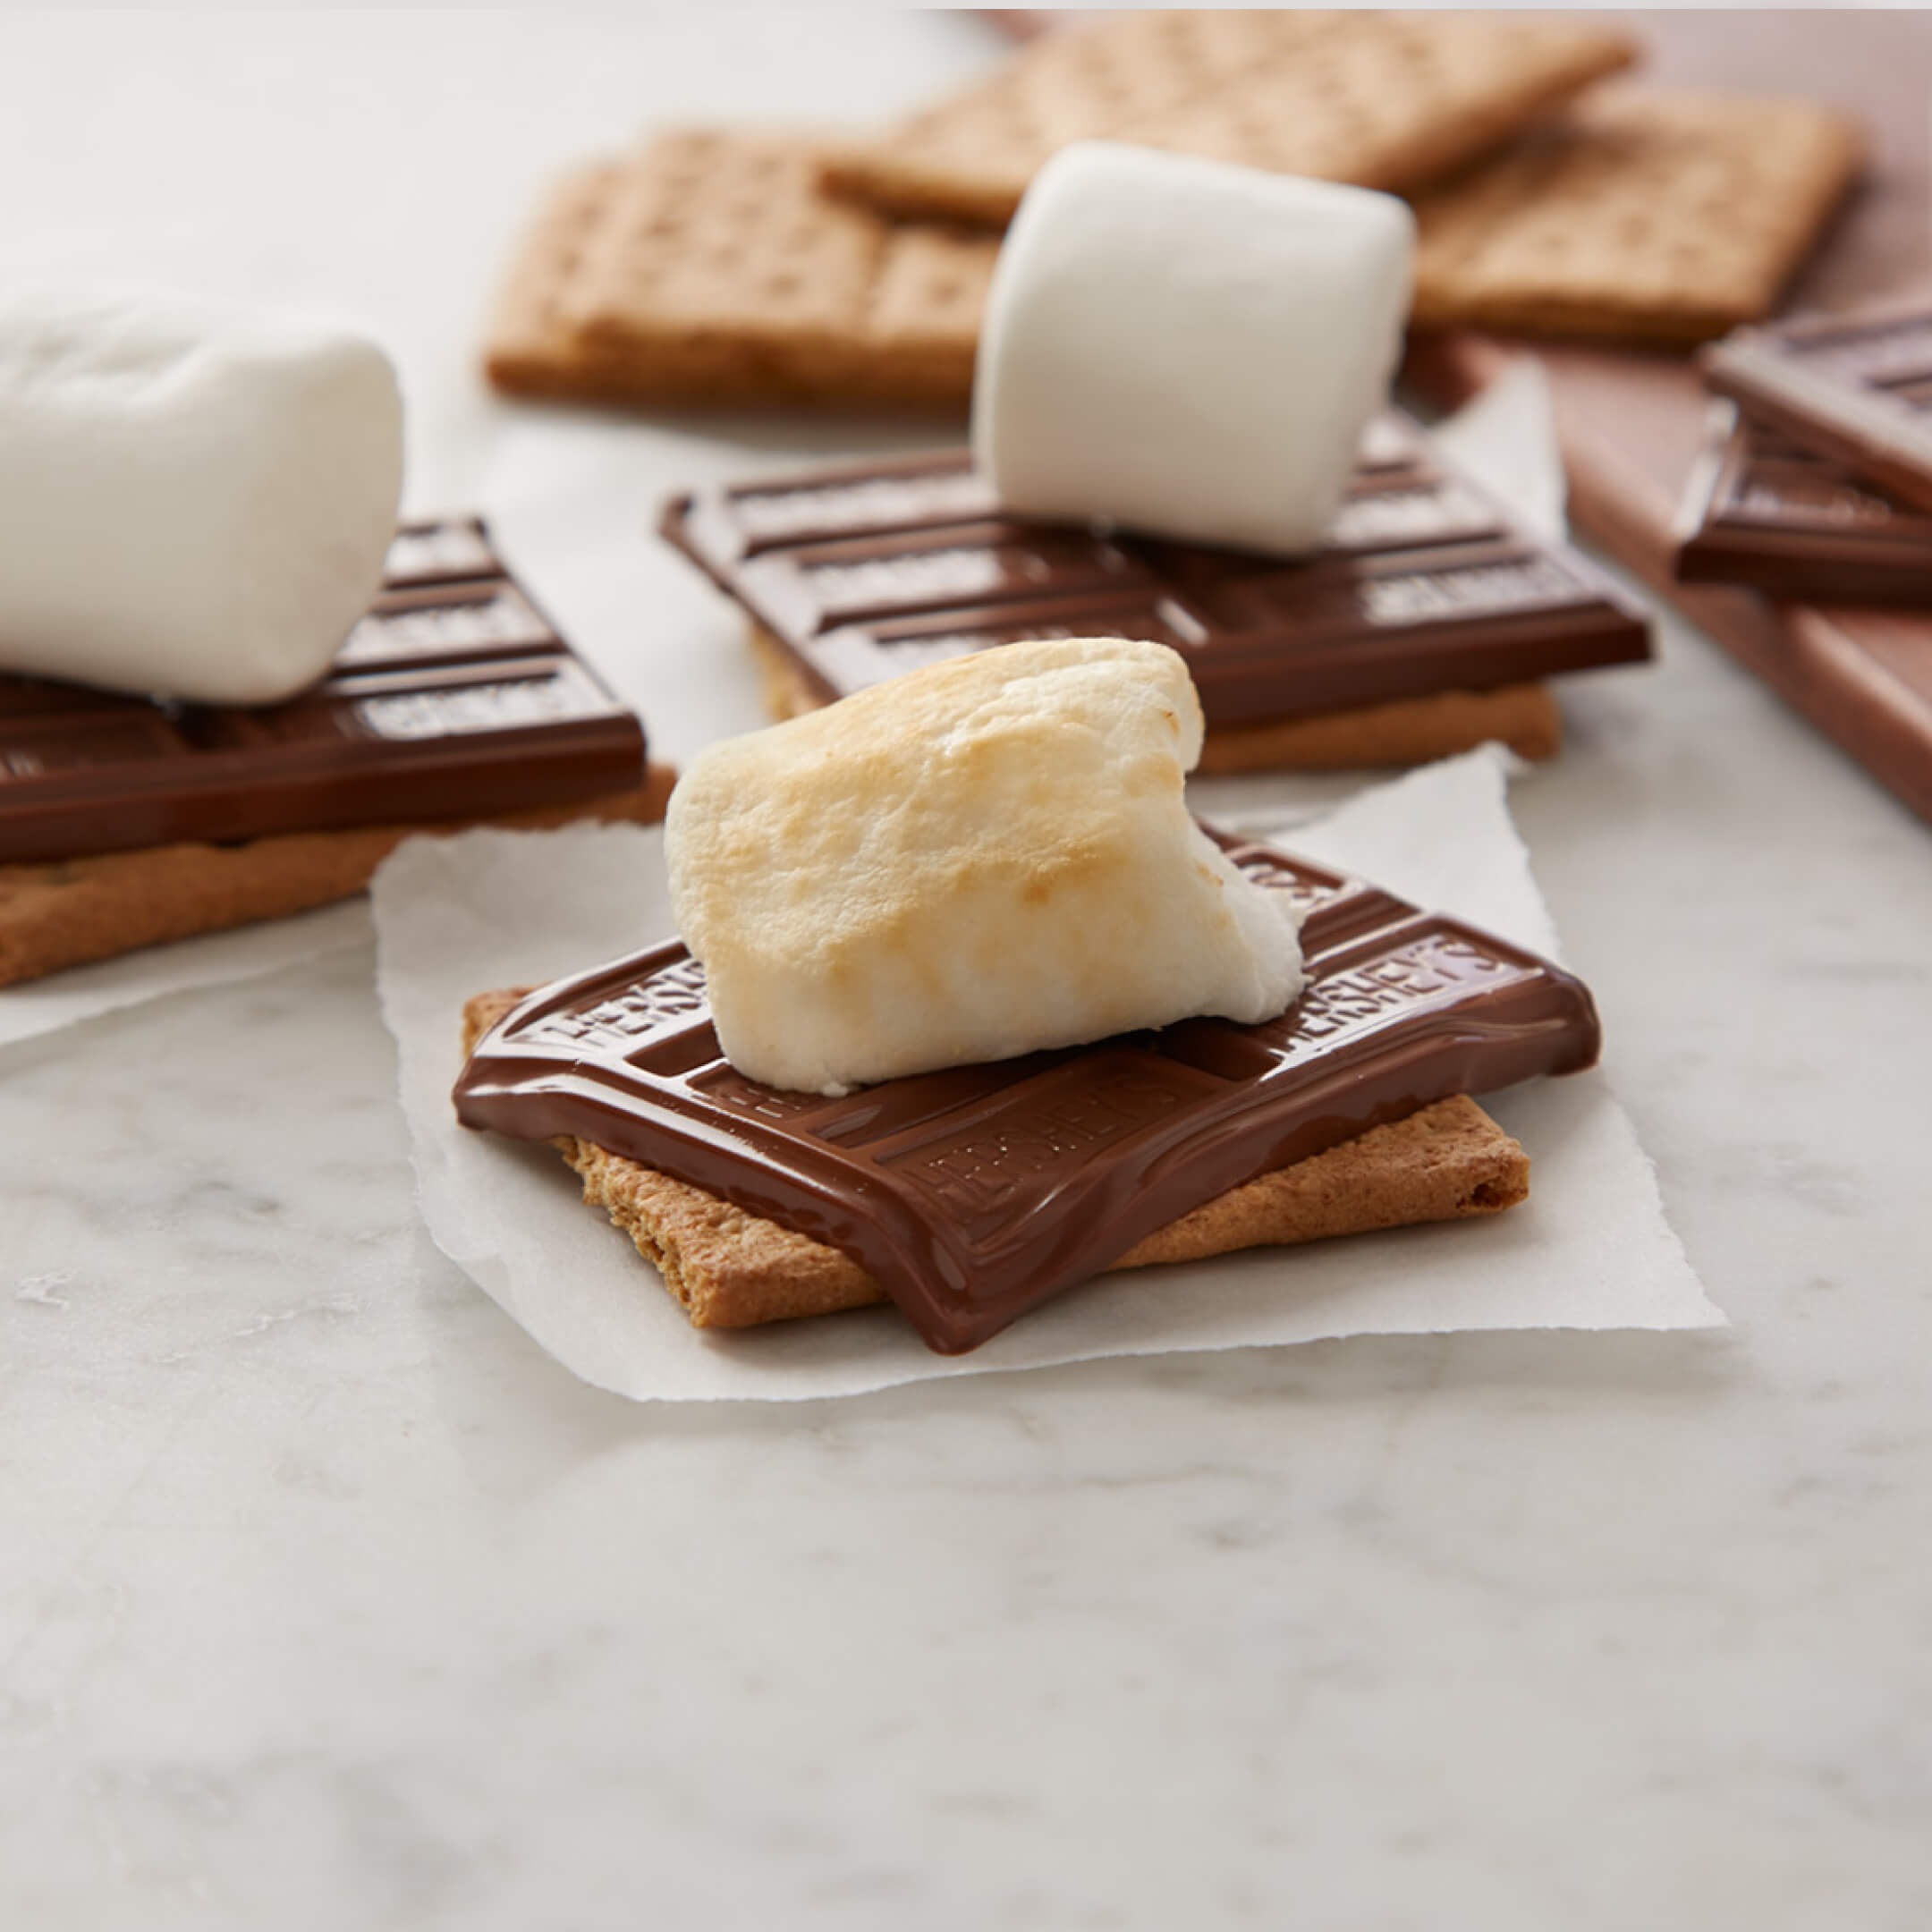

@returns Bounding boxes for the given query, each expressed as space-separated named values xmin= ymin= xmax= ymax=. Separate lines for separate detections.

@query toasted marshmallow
xmin=973 ymin=141 xmax=1413 ymax=556
xmin=0 ymin=288 xmax=403 ymax=705
xmin=666 ymin=638 xmax=1302 ymax=1095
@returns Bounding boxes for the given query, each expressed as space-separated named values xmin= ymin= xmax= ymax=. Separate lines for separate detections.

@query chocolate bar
xmin=454 ymin=834 xmax=1601 ymax=1354
xmin=1702 ymin=300 xmax=1932 ymax=517
xmin=0 ymin=520 xmax=647 ymax=864
xmin=1673 ymin=402 xmax=1932 ymax=605
xmin=659 ymin=416 xmax=1649 ymax=729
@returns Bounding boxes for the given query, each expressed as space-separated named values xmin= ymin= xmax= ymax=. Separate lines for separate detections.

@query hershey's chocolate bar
xmin=0 ymin=520 xmax=647 ymax=864
xmin=454 ymin=835 xmax=1600 ymax=1354
xmin=1673 ymin=401 xmax=1932 ymax=604
xmin=659 ymin=416 xmax=1649 ymax=730
xmin=1702 ymin=300 xmax=1932 ymax=517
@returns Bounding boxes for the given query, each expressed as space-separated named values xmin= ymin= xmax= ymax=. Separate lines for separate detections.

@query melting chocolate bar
xmin=454 ymin=835 xmax=1601 ymax=1354
xmin=1702 ymin=301 xmax=1932 ymax=518
xmin=660 ymin=415 xmax=1649 ymax=728
xmin=1674 ymin=402 xmax=1932 ymax=605
xmin=0 ymin=519 xmax=647 ymax=864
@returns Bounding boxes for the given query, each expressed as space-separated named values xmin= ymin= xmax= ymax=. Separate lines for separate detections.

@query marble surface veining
xmin=3 ymin=12 xmax=1932 ymax=1931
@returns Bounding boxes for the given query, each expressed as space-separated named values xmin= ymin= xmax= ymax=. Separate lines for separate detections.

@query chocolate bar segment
xmin=454 ymin=836 xmax=1600 ymax=1354
xmin=1673 ymin=401 xmax=1932 ymax=605
xmin=1702 ymin=301 xmax=1932 ymax=517
xmin=661 ymin=416 xmax=1649 ymax=729
xmin=0 ymin=519 xmax=647 ymax=864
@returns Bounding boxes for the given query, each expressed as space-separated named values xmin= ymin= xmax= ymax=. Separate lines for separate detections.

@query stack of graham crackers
xmin=486 ymin=9 xmax=1863 ymax=414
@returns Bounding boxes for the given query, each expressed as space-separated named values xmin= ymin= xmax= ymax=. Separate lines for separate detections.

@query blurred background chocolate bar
xmin=1702 ymin=301 xmax=1932 ymax=515
xmin=1673 ymin=402 xmax=1932 ymax=606
xmin=1 ymin=521 xmax=648 ymax=866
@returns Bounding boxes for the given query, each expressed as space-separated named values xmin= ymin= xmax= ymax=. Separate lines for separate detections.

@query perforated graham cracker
xmin=462 ymin=980 xmax=1530 ymax=1331
xmin=1411 ymin=87 xmax=1864 ymax=343
xmin=483 ymin=161 xmax=656 ymax=408
xmin=1192 ymin=682 xmax=1562 ymax=774
xmin=486 ymin=133 xmax=997 ymax=411
xmin=746 ymin=623 xmax=1561 ymax=773
xmin=819 ymin=10 xmax=1636 ymax=226
xmin=0 ymin=767 xmax=675 ymax=990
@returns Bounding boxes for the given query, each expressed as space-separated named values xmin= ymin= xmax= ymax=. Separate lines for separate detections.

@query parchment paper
xmin=372 ymin=747 xmax=1722 ymax=1402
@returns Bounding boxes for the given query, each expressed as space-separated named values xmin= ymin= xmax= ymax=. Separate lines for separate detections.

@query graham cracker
xmin=819 ymin=10 xmax=1636 ymax=226
xmin=747 ymin=623 xmax=1560 ymax=773
xmin=0 ymin=765 xmax=675 ymax=991
xmin=462 ymin=987 xmax=1530 ymax=1331
xmin=485 ymin=133 xmax=997 ymax=412
xmin=482 ymin=161 xmax=658 ymax=409
xmin=1411 ymin=87 xmax=1865 ymax=344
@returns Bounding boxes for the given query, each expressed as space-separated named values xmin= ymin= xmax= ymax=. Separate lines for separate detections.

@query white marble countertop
xmin=4 ymin=13 xmax=1929 ymax=1929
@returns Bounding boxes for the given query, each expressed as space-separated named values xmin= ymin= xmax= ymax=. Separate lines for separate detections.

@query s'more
xmin=456 ymin=640 xmax=1601 ymax=1355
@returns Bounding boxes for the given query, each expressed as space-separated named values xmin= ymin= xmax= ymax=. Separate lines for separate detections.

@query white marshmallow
xmin=0 ymin=288 xmax=403 ymax=704
xmin=666 ymin=638 xmax=1303 ymax=1096
xmin=972 ymin=142 xmax=1414 ymax=556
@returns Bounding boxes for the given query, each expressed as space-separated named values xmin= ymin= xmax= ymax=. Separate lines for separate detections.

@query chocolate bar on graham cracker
xmin=456 ymin=835 xmax=1597 ymax=1352
xmin=660 ymin=417 xmax=1647 ymax=773
xmin=0 ymin=520 xmax=673 ymax=987
xmin=745 ymin=623 xmax=1562 ymax=775
xmin=819 ymin=10 xmax=1635 ymax=226
xmin=464 ymin=982 xmax=1530 ymax=1332
xmin=1411 ymin=87 xmax=1863 ymax=344
xmin=486 ymin=133 xmax=997 ymax=412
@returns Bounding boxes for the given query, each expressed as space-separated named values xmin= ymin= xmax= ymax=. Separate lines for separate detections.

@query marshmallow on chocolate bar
xmin=973 ymin=143 xmax=1414 ymax=556
xmin=665 ymin=638 xmax=1302 ymax=1095
xmin=0 ymin=289 xmax=402 ymax=705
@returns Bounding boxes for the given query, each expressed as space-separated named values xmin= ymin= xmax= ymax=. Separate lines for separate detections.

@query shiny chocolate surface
xmin=0 ymin=519 xmax=647 ymax=864
xmin=453 ymin=835 xmax=1601 ymax=1354
xmin=659 ymin=415 xmax=1650 ymax=729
